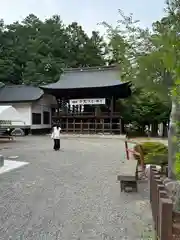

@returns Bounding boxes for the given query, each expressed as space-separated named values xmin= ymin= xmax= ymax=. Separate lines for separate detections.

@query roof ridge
xmin=5 ymin=84 xmax=40 ymax=88
xmin=63 ymin=65 xmax=119 ymax=73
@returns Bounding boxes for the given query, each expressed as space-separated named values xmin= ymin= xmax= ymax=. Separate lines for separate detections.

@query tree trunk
xmin=151 ymin=122 xmax=158 ymax=137
xmin=162 ymin=121 xmax=168 ymax=137
xmin=168 ymin=99 xmax=180 ymax=179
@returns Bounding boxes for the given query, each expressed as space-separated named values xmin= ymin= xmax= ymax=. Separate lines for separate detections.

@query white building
xmin=0 ymin=84 xmax=56 ymax=134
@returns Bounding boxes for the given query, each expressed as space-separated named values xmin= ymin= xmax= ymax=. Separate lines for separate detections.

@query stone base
xmin=120 ymin=180 xmax=138 ymax=192
xmin=163 ymin=178 xmax=180 ymax=210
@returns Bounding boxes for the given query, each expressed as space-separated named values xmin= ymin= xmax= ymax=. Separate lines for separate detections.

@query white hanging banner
xmin=69 ymin=98 xmax=105 ymax=106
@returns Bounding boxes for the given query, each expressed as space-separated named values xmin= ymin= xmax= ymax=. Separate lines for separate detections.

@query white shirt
xmin=51 ymin=126 xmax=61 ymax=139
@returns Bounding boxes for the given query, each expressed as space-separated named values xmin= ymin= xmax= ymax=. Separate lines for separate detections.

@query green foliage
xmin=134 ymin=142 xmax=168 ymax=165
xmin=102 ymin=3 xmax=180 ymax=179
xmin=103 ymin=8 xmax=171 ymax=137
xmin=120 ymin=89 xmax=170 ymax=126
xmin=138 ymin=142 xmax=168 ymax=155
xmin=0 ymin=15 xmax=106 ymax=86
xmin=175 ymin=153 xmax=180 ymax=180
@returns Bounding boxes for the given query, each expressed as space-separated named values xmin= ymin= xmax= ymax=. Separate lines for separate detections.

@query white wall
xmin=12 ymin=103 xmax=32 ymax=126
xmin=0 ymin=94 xmax=56 ymax=130
xmin=0 ymin=103 xmax=31 ymax=126
xmin=31 ymin=94 xmax=56 ymax=129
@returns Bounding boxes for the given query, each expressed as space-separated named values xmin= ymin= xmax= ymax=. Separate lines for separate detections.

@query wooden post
xmin=80 ymin=120 xmax=83 ymax=133
xmin=95 ymin=119 xmax=97 ymax=133
xmin=157 ymin=183 xmax=165 ymax=237
xmin=102 ymin=119 xmax=104 ymax=134
xmin=61 ymin=98 xmax=65 ymax=113
xmin=119 ymin=118 xmax=122 ymax=134
xmin=150 ymin=166 xmax=156 ymax=203
xmin=159 ymin=198 xmax=173 ymax=240
xmin=68 ymin=101 xmax=70 ymax=114
xmin=154 ymin=176 xmax=161 ymax=227
xmin=152 ymin=172 xmax=160 ymax=223
xmin=66 ymin=118 xmax=68 ymax=133
xmin=110 ymin=96 xmax=114 ymax=134
xmin=76 ymin=105 xmax=78 ymax=114
xmin=73 ymin=119 xmax=75 ymax=133
xmin=88 ymin=120 xmax=90 ymax=134
xmin=125 ymin=140 xmax=129 ymax=160
xmin=56 ymin=98 xmax=60 ymax=116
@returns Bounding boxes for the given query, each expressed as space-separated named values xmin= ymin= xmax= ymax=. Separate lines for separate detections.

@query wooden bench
xmin=117 ymin=159 xmax=138 ymax=192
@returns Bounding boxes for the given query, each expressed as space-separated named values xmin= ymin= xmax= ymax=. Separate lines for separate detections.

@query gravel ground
xmin=0 ymin=136 xmax=153 ymax=240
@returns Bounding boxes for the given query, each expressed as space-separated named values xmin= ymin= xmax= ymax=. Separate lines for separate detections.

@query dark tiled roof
xmin=0 ymin=85 xmax=44 ymax=103
xmin=41 ymin=66 xmax=124 ymax=89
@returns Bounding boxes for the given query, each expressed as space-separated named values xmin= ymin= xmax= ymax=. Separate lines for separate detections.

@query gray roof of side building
xmin=41 ymin=65 xmax=125 ymax=89
xmin=0 ymin=85 xmax=44 ymax=103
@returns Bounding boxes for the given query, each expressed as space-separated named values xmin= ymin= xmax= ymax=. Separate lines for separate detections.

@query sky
xmin=0 ymin=0 xmax=166 ymax=35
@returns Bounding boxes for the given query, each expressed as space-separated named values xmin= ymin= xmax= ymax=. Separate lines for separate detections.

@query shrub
xmin=134 ymin=141 xmax=168 ymax=165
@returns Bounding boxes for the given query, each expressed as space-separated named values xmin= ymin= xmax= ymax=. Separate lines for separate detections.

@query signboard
xmin=69 ymin=98 xmax=105 ymax=106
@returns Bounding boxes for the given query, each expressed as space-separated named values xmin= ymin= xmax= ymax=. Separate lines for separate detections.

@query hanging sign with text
xmin=69 ymin=98 xmax=105 ymax=106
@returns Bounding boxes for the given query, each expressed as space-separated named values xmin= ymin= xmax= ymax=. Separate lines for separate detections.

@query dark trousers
xmin=54 ymin=139 xmax=60 ymax=150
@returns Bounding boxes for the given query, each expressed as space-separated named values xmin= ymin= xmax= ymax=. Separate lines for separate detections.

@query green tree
xmin=22 ymin=15 xmax=66 ymax=85
xmin=0 ymin=19 xmax=22 ymax=84
xmin=103 ymin=3 xmax=180 ymax=179
xmin=85 ymin=31 xmax=107 ymax=66
xmin=137 ymin=1 xmax=180 ymax=179
xmin=120 ymin=89 xmax=170 ymax=135
xmin=66 ymin=23 xmax=106 ymax=67
xmin=0 ymin=15 xmax=106 ymax=86
xmin=65 ymin=22 xmax=90 ymax=67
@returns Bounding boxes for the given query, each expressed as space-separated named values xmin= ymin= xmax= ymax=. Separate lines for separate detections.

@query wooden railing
xmin=53 ymin=121 xmax=122 ymax=134
xmin=150 ymin=167 xmax=180 ymax=239
xmin=52 ymin=111 xmax=121 ymax=118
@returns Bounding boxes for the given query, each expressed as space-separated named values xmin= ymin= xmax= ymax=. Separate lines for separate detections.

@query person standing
xmin=51 ymin=124 xmax=61 ymax=150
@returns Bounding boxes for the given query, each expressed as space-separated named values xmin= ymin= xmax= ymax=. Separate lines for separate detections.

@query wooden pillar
xmin=62 ymin=98 xmax=66 ymax=113
xmin=56 ymin=97 xmax=60 ymax=115
xmin=80 ymin=120 xmax=83 ymax=133
xmin=102 ymin=119 xmax=104 ymax=134
xmin=88 ymin=120 xmax=90 ymax=134
xmin=95 ymin=119 xmax=97 ymax=133
xmin=73 ymin=119 xmax=75 ymax=133
xmin=110 ymin=96 xmax=114 ymax=134
xmin=67 ymin=100 xmax=70 ymax=114
xmin=119 ymin=118 xmax=122 ymax=134
xmin=66 ymin=118 xmax=68 ymax=133
xmin=159 ymin=198 xmax=173 ymax=240
xmin=65 ymin=100 xmax=69 ymax=114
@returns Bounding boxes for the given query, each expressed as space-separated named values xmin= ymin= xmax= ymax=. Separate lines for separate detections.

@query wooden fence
xmin=150 ymin=167 xmax=180 ymax=239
